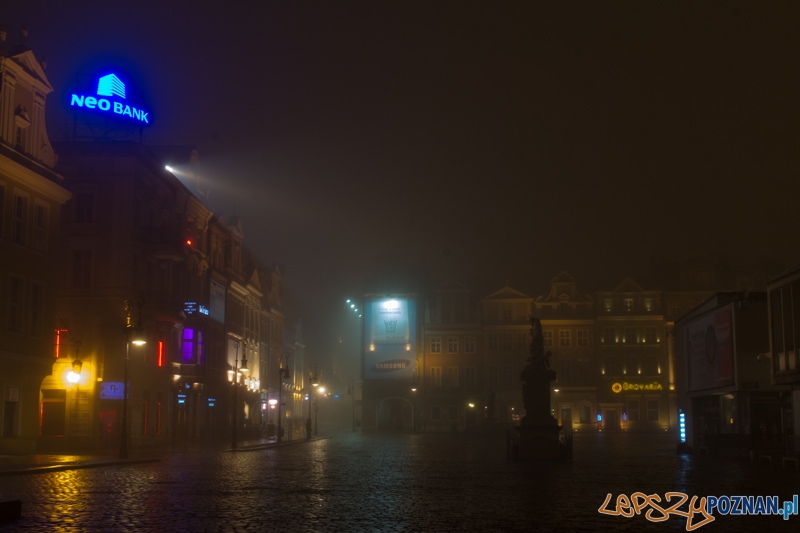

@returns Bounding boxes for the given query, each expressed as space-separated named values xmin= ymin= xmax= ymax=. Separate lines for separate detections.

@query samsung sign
xmin=70 ymin=73 xmax=150 ymax=124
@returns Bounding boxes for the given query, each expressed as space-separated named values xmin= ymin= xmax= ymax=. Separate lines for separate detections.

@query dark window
xmin=72 ymin=250 xmax=92 ymax=288
xmin=627 ymin=400 xmax=639 ymax=421
xmin=647 ymin=400 xmax=659 ymax=421
xmin=75 ymin=193 xmax=94 ymax=223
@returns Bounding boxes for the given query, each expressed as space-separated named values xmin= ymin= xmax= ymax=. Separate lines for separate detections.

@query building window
xmin=465 ymin=367 xmax=476 ymax=387
xmin=29 ymin=282 xmax=44 ymax=337
xmin=643 ymin=298 xmax=653 ymax=311
xmin=576 ymin=358 xmax=591 ymax=383
xmin=602 ymin=327 xmax=615 ymax=344
xmin=447 ymin=366 xmax=459 ymax=387
xmin=447 ymin=337 xmax=458 ymax=353
xmin=644 ymin=355 xmax=659 ymax=375
xmin=72 ymin=250 xmax=92 ymax=288
xmin=644 ymin=326 xmax=657 ymax=344
xmin=75 ymin=193 xmax=94 ymax=223
xmin=15 ymin=126 xmax=24 ymax=151
xmin=624 ymin=298 xmax=634 ymax=311
xmin=543 ymin=330 xmax=553 ymax=347
xmin=487 ymin=365 xmax=499 ymax=388
xmin=647 ymin=400 xmax=659 ymax=421
xmin=488 ymin=334 xmax=498 ymax=350
xmin=670 ymin=302 xmax=681 ymax=316
xmin=604 ymin=298 xmax=614 ymax=311
xmin=580 ymin=404 xmax=591 ymax=424
xmin=559 ymin=330 xmax=571 ymax=347
xmin=604 ymin=356 xmax=619 ymax=376
xmin=12 ymin=193 xmax=27 ymax=245
xmin=502 ymin=306 xmax=512 ymax=321
xmin=502 ymin=333 xmax=513 ymax=350
xmin=577 ymin=330 xmax=589 ymax=346
xmin=501 ymin=365 xmax=513 ymax=388
xmin=465 ymin=337 xmax=476 ymax=353
xmin=431 ymin=366 xmax=442 ymax=387
xmin=624 ymin=327 xmax=637 ymax=344
xmin=181 ymin=328 xmax=204 ymax=364
xmin=431 ymin=406 xmax=442 ymax=421
xmin=560 ymin=358 xmax=573 ymax=381
xmin=8 ymin=276 xmax=24 ymax=332
xmin=33 ymin=201 xmax=48 ymax=252
xmin=517 ymin=333 xmax=527 ymax=350
xmin=430 ymin=337 xmax=441 ymax=353
xmin=627 ymin=400 xmax=640 ymax=422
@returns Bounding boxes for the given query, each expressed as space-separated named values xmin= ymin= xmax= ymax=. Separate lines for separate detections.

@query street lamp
xmin=67 ymin=359 xmax=83 ymax=384
xmin=230 ymin=340 xmax=248 ymax=451
xmin=120 ymin=300 xmax=146 ymax=459
xmin=277 ymin=353 xmax=290 ymax=443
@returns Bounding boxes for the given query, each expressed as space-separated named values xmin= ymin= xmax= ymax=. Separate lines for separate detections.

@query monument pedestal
xmin=516 ymin=418 xmax=561 ymax=461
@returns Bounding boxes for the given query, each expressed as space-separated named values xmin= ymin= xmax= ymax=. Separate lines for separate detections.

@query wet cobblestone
xmin=0 ymin=431 xmax=797 ymax=532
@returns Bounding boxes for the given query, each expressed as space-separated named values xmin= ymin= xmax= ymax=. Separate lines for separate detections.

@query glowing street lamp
xmin=67 ymin=360 xmax=83 ymax=384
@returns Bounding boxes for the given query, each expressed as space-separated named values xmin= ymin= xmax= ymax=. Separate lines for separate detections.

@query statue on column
xmin=519 ymin=317 xmax=557 ymax=426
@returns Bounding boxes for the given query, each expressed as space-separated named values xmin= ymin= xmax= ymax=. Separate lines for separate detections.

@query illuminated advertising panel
xmin=98 ymin=382 xmax=126 ymax=400
xmin=69 ymin=72 xmax=151 ymax=124
xmin=364 ymin=297 xmax=415 ymax=380
xmin=686 ymin=305 xmax=734 ymax=392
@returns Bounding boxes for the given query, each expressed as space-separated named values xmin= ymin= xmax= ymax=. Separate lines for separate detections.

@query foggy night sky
xmin=4 ymin=1 xmax=800 ymax=364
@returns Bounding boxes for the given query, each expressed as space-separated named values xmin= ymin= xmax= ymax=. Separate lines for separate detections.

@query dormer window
xmin=14 ymin=106 xmax=31 ymax=152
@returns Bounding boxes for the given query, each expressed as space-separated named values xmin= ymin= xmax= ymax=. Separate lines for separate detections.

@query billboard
xmin=364 ymin=297 xmax=415 ymax=380
xmin=686 ymin=305 xmax=734 ymax=392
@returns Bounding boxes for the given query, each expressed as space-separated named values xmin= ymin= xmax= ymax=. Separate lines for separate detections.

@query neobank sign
xmin=70 ymin=74 xmax=150 ymax=124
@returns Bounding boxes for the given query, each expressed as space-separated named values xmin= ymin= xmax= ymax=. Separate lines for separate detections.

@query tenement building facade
xmin=0 ymin=38 xmax=71 ymax=453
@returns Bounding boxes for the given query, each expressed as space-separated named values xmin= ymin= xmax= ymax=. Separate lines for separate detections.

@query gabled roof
xmin=9 ymin=50 xmax=53 ymax=92
xmin=611 ymin=276 xmax=645 ymax=293
xmin=247 ymin=269 xmax=262 ymax=292
xmin=483 ymin=286 xmax=532 ymax=300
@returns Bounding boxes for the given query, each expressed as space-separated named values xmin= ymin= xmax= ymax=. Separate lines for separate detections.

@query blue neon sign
xmin=70 ymin=73 xmax=150 ymax=124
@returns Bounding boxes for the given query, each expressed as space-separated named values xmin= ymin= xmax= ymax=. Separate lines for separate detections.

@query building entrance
xmin=376 ymin=398 xmax=414 ymax=431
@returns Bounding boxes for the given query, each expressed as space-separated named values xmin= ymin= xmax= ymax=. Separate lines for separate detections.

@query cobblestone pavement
xmin=0 ymin=431 xmax=797 ymax=532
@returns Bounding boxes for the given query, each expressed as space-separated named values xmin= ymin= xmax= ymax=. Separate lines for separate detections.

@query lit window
xmin=431 ymin=366 xmax=442 ymax=386
xmin=559 ymin=330 xmax=571 ymax=347
xmin=430 ymin=337 xmax=441 ymax=353
xmin=577 ymin=330 xmax=589 ymax=346
xmin=502 ymin=333 xmax=513 ymax=350
xmin=447 ymin=337 xmax=458 ymax=353
xmin=488 ymin=334 xmax=498 ymax=350
xmin=465 ymin=337 xmax=476 ymax=353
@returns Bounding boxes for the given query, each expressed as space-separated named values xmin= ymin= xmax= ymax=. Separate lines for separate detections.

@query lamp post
xmin=277 ymin=353 xmax=290 ymax=443
xmin=230 ymin=340 xmax=248 ymax=451
xmin=120 ymin=300 xmax=146 ymax=460
xmin=309 ymin=364 xmax=320 ymax=436
xmin=315 ymin=386 xmax=325 ymax=436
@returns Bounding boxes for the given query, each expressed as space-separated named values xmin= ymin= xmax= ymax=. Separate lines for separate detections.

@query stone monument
xmin=517 ymin=316 xmax=561 ymax=460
